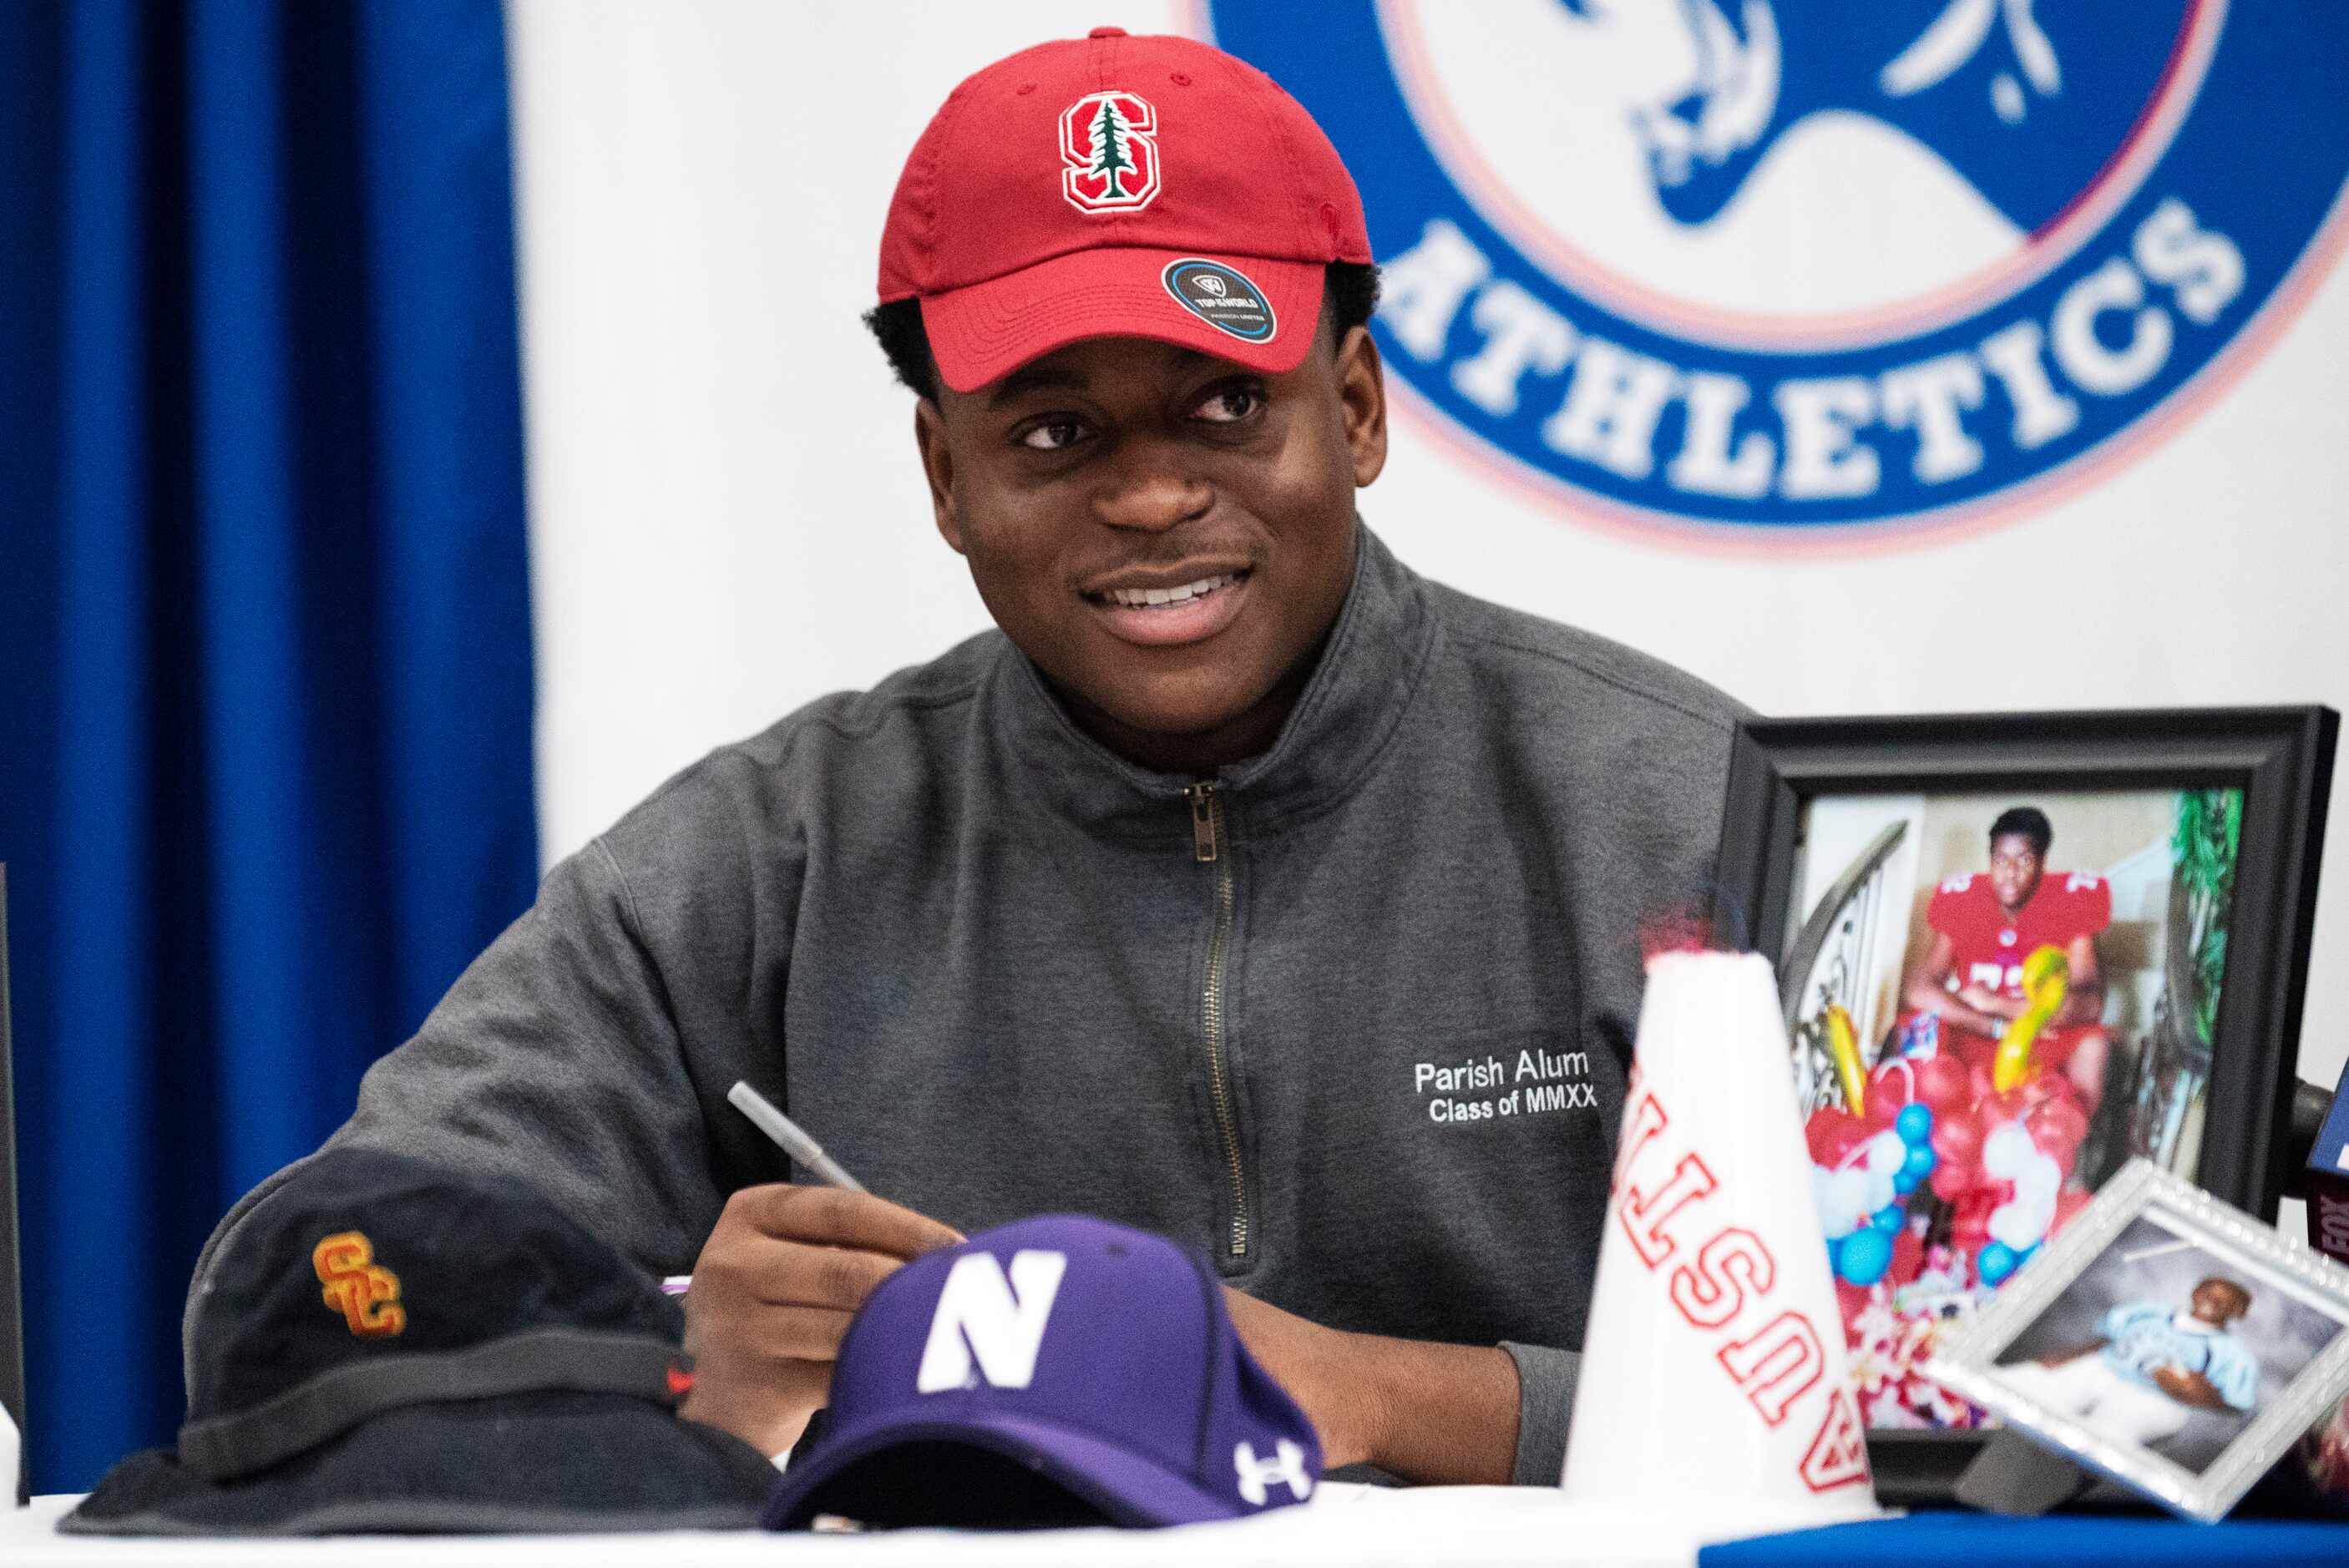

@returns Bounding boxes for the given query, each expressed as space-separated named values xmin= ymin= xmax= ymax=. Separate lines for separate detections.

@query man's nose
xmin=1091 ymin=437 xmax=1211 ymax=531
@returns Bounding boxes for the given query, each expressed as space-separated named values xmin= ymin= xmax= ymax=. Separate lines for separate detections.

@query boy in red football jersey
xmin=1899 ymin=806 xmax=2114 ymax=1111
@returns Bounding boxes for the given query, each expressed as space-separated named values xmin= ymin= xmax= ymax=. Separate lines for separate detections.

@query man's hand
xmin=679 ymin=1184 xmax=961 ymax=1456
xmin=1956 ymin=984 xmax=2022 ymax=1020
xmin=1222 ymin=1287 xmax=1521 ymax=1484
xmin=2149 ymin=1363 xmax=2229 ymax=1410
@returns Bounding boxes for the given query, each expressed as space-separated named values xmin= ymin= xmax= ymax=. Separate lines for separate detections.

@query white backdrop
xmin=504 ymin=3 xmax=2346 ymax=1119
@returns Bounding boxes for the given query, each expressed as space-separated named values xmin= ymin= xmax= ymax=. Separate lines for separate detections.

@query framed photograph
xmin=0 ymin=867 xmax=23 ymax=1505
xmin=0 ymin=868 xmax=23 ymax=1502
xmin=1711 ymin=706 xmax=2337 ymax=1500
xmin=1924 ymin=1160 xmax=2349 ymax=1520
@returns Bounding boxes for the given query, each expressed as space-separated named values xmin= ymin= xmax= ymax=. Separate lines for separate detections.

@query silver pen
xmin=661 ymin=1082 xmax=873 ymax=1299
xmin=726 ymin=1080 xmax=868 ymax=1192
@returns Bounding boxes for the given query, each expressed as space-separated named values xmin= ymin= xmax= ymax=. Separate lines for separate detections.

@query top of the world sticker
xmin=1203 ymin=0 xmax=2349 ymax=544
xmin=1164 ymin=259 xmax=1278 ymax=341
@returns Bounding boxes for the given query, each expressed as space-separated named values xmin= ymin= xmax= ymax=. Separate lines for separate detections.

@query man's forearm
xmin=2053 ymin=987 xmax=2104 ymax=1028
xmin=1223 ymin=1288 xmax=1522 ymax=1484
xmin=1911 ymin=986 xmax=2002 ymax=1036
xmin=1338 ymin=1332 xmax=1523 ymax=1484
xmin=2152 ymin=1365 xmax=2230 ymax=1409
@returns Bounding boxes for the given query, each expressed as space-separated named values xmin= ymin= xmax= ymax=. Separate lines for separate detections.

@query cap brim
xmin=918 ymin=248 xmax=1326 ymax=394
xmin=763 ymin=1410 xmax=1248 ymax=1530
xmin=60 ymin=1393 xmax=776 ymax=1536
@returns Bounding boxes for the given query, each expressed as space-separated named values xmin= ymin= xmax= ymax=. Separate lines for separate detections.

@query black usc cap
xmin=63 ymin=1149 xmax=773 ymax=1535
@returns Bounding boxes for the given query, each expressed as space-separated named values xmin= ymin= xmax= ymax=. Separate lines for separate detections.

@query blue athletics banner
xmin=1203 ymin=0 xmax=2349 ymax=546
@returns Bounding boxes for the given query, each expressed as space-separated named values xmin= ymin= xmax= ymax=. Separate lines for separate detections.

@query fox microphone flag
xmin=1562 ymin=949 xmax=1879 ymax=1528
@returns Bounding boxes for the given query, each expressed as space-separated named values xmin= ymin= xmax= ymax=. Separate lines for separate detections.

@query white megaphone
xmin=1561 ymin=949 xmax=1879 ymax=1529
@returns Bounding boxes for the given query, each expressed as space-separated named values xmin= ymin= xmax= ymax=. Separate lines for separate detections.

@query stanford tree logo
xmin=1062 ymin=90 xmax=1161 ymax=214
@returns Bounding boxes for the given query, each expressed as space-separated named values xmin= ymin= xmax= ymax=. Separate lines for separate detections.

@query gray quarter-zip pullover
xmin=189 ymin=522 xmax=1743 ymax=1484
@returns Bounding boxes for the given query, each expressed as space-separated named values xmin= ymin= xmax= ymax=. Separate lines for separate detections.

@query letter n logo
xmin=916 ymin=1251 xmax=1069 ymax=1393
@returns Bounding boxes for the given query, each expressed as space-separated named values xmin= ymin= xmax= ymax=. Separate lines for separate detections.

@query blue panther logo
xmin=1572 ymin=0 xmax=2149 ymax=234
xmin=1205 ymin=1 xmax=2349 ymax=540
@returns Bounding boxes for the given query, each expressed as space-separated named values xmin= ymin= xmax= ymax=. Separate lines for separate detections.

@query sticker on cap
xmin=1162 ymin=260 xmax=1277 ymax=344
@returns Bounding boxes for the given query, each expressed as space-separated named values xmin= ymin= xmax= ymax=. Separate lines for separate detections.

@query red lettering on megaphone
xmin=1716 ymin=1311 xmax=1825 ymax=1426
xmin=1621 ymin=1149 xmax=1719 ymax=1267
xmin=1613 ymin=1080 xmax=1869 ymax=1490
xmin=1668 ymin=1228 xmax=1776 ymax=1330
xmin=1799 ymin=1390 xmax=1871 ymax=1495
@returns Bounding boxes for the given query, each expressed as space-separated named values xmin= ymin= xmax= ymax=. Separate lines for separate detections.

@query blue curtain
xmin=0 ymin=0 xmax=537 ymax=1492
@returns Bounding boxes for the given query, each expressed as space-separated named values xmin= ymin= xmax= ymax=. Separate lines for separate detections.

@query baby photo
xmin=1991 ymin=1215 xmax=2349 ymax=1476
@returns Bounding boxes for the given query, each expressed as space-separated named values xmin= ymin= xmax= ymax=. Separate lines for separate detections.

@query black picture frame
xmin=0 ymin=867 xmax=24 ymax=1505
xmin=1710 ymin=706 xmax=2338 ymax=1505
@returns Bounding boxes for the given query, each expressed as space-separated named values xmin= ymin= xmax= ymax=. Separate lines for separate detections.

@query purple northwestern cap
xmin=762 ymin=1215 xmax=1322 ymax=1530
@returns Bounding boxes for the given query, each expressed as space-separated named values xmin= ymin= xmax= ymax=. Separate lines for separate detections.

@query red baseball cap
xmin=878 ymin=28 xmax=1371 ymax=394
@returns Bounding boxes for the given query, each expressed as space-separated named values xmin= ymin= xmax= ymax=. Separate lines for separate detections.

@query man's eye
xmin=1194 ymin=387 xmax=1261 ymax=423
xmin=1018 ymin=419 xmax=1087 ymax=452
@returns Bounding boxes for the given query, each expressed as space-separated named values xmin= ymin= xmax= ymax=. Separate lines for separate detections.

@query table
xmin=1703 ymin=1510 xmax=2349 ymax=1565
xmin=10 ymin=1488 xmax=2349 ymax=1565
xmin=0 ymin=1485 xmax=1807 ymax=1567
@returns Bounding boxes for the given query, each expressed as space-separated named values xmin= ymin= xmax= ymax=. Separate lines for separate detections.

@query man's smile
xmin=1083 ymin=568 xmax=1254 ymax=648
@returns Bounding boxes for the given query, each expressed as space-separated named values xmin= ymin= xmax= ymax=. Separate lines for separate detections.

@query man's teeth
xmin=1103 ymin=574 xmax=1238 ymax=609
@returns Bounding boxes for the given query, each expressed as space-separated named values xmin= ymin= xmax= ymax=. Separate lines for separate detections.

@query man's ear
xmin=913 ymin=397 xmax=964 ymax=554
xmin=1334 ymin=324 xmax=1388 ymax=488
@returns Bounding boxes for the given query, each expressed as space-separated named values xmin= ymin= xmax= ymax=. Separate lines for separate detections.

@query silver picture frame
xmin=1925 ymin=1157 xmax=2349 ymax=1520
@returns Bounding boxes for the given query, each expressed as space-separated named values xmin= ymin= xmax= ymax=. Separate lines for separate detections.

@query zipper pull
xmin=1185 ymin=782 xmax=1219 ymax=862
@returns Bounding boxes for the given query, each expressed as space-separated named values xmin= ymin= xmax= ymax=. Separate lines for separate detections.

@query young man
xmin=190 ymin=30 xmax=1741 ymax=1487
xmin=2002 ymin=1276 xmax=2259 ymax=1448
xmin=1899 ymin=806 xmax=2114 ymax=1110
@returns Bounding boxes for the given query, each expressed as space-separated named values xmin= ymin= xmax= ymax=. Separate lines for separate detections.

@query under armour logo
xmin=1233 ymin=1439 xmax=1314 ymax=1505
xmin=312 ymin=1231 xmax=406 ymax=1338
xmin=915 ymin=1250 xmax=1067 ymax=1393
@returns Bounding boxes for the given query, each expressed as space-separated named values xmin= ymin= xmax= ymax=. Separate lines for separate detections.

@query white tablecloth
xmin=0 ymin=1485 xmax=1847 ymax=1566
